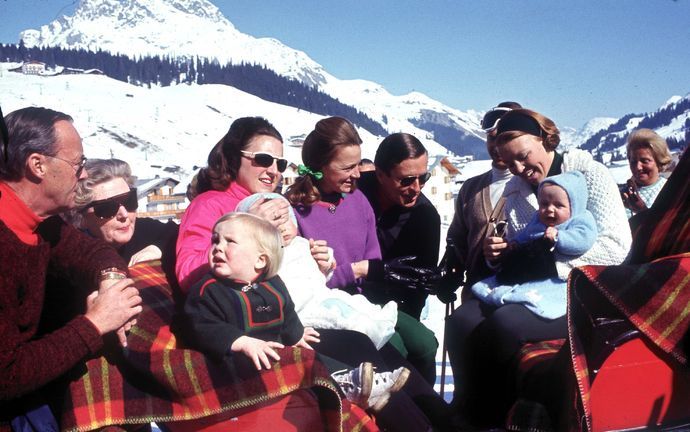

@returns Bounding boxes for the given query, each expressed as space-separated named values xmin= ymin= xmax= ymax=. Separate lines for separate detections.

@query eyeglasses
xmin=398 ymin=172 xmax=431 ymax=187
xmin=46 ymin=154 xmax=88 ymax=178
xmin=84 ymin=188 xmax=138 ymax=219
xmin=481 ymin=107 xmax=513 ymax=132
xmin=241 ymin=151 xmax=288 ymax=173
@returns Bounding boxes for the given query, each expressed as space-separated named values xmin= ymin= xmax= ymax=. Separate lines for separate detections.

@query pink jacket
xmin=175 ymin=182 xmax=251 ymax=292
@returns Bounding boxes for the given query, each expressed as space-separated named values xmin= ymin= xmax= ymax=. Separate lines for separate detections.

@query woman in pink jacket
xmin=175 ymin=117 xmax=290 ymax=291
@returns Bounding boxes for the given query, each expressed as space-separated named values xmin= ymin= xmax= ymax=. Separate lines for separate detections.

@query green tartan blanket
xmin=59 ymin=260 xmax=377 ymax=432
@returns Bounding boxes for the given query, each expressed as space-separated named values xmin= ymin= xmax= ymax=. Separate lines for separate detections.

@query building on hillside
xmin=9 ymin=60 xmax=47 ymax=75
xmin=136 ymin=176 xmax=188 ymax=222
xmin=279 ymin=162 xmax=300 ymax=193
xmin=22 ymin=60 xmax=46 ymax=75
xmin=425 ymin=156 xmax=461 ymax=226
xmin=287 ymin=135 xmax=306 ymax=147
xmin=62 ymin=67 xmax=104 ymax=75
xmin=9 ymin=62 xmax=104 ymax=76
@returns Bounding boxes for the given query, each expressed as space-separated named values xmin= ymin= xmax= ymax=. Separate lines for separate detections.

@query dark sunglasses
xmin=481 ymin=107 xmax=513 ymax=132
xmin=241 ymin=151 xmax=288 ymax=173
xmin=84 ymin=188 xmax=138 ymax=219
xmin=398 ymin=172 xmax=431 ymax=187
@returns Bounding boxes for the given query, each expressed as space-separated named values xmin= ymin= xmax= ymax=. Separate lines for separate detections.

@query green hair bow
xmin=298 ymin=164 xmax=323 ymax=180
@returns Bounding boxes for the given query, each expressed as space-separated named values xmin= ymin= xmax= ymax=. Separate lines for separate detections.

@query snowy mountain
xmin=0 ymin=61 xmax=370 ymax=182
xmin=560 ymin=117 xmax=617 ymax=149
xmin=19 ymin=0 xmax=486 ymax=158
xmin=580 ymin=94 xmax=690 ymax=157
xmin=21 ymin=0 xmax=331 ymax=88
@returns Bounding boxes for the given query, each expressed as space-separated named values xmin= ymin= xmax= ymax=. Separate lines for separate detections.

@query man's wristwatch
xmin=99 ymin=267 xmax=127 ymax=282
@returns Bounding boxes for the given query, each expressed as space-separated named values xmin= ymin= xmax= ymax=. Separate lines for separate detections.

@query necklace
xmin=316 ymin=193 xmax=346 ymax=214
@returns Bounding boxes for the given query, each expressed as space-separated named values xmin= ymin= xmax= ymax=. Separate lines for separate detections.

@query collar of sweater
xmin=491 ymin=166 xmax=512 ymax=183
xmin=0 ymin=181 xmax=43 ymax=245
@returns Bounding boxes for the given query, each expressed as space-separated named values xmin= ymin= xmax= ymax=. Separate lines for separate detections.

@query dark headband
xmin=496 ymin=112 xmax=543 ymax=138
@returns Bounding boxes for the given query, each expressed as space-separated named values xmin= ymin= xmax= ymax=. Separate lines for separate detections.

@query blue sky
xmin=1 ymin=0 xmax=689 ymax=129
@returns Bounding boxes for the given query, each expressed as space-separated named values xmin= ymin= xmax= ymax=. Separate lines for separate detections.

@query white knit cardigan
xmin=502 ymin=149 xmax=632 ymax=280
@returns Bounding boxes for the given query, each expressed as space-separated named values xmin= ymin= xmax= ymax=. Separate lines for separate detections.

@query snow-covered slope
xmin=19 ymin=0 xmax=484 ymax=157
xmin=581 ymin=93 xmax=690 ymax=157
xmin=560 ymin=117 xmax=617 ymax=148
xmin=15 ymin=0 xmax=688 ymax=159
xmin=0 ymin=62 xmax=383 ymax=181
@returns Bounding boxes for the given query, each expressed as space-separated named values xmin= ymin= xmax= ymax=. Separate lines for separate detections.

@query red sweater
xmin=0 ymin=187 xmax=126 ymax=405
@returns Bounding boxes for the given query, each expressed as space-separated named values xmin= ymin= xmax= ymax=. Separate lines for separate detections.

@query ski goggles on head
xmin=85 ymin=188 xmax=138 ymax=219
xmin=241 ymin=151 xmax=288 ymax=172
xmin=398 ymin=172 xmax=431 ymax=187
xmin=481 ymin=106 xmax=513 ymax=133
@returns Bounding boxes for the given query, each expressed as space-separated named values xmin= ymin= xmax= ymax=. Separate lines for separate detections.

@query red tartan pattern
xmin=568 ymin=150 xmax=690 ymax=431
xmin=568 ymin=253 xmax=690 ymax=431
xmin=60 ymin=260 xmax=378 ymax=432
xmin=507 ymin=151 xmax=690 ymax=431
xmin=517 ymin=339 xmax=565 ymax=374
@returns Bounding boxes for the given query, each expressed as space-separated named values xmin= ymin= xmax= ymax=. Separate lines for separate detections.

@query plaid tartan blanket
xmin=569 ymin=255 xmax=690 ymax=431
xmin=503 ymin=339 xmax=564 ymax=432
xmin=507 ymin=151 xmax=690 ymax=431
xmin=569 ymin=149 xmax=690 ymax=431
xmin=59 ymin=260 xmax=377 ymax=432
xmin=515 ymin=339 xmax=565 ymax=391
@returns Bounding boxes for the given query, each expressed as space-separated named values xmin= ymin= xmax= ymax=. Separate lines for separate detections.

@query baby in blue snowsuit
xmin=471 ymin=171 xmax=597 ymax=319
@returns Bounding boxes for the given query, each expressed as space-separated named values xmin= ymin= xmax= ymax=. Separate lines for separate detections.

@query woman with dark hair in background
xmin=443 ymin=102 xmax=521 ymax=407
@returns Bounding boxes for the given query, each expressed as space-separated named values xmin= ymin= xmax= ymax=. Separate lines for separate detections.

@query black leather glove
xmin=382 ymin=256 xmax=443 ymax=292
xmin=434 ymin=272 xmax=461 ymax=303
xmin=432 ymin=245 xmax=464 ymax=304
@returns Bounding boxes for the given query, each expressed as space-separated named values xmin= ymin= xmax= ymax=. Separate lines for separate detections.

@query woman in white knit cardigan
xmin=445 ymin=108 xmax=631 ymax=427
xmin=488 ymin=109 xmax=632 ymax=275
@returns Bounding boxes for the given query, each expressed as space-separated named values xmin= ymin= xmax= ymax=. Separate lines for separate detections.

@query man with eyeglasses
xmin=0 ymin=107 xmax=142 ymax=427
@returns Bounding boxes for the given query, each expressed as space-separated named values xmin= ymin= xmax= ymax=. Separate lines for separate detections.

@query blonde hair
xmin=626 ymin=128 xmax=672 ymax=171
xmin=212 ymin=212 xmax=284 ymax=279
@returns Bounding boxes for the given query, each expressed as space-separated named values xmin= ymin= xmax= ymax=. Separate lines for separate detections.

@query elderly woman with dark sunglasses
xmin=42 ymin=158 xmax=177 ymax=343
xmin=67 ymin=159 xmax=179 ymax=268
xmin=176 ymin=116 xmax=291 ymax=292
